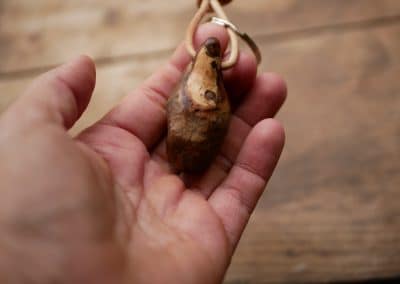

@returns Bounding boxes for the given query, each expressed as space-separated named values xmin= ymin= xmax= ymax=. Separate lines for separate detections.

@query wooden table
xmin=1 ymin=1 xmax=399 ymax=283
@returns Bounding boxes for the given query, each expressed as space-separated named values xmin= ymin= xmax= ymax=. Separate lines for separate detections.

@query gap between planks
xmin=1 ymin=14 xmax=400 ymax=81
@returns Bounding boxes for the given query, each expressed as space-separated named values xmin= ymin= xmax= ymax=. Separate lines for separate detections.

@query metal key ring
xmin=211 ymin=17 xmax=262 ymax=65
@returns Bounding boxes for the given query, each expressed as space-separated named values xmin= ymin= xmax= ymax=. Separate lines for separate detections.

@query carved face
xmin=184 ymin=38 xmax=223 ymax=111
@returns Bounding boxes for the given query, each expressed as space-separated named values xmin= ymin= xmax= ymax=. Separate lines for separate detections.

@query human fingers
xmin=209 ymin=119 xmax=285 ymax=252
xmin=97 ymin=23 xmax=256 ymax=151
xmin=187 ymin=73 xmax=286 ymax=197
xmin=1 ymin=56 xmax=95 ymax=130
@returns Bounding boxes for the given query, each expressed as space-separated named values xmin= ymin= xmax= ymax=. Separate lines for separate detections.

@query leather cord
xmin=186 ymin=0 xmax=239 ymax=70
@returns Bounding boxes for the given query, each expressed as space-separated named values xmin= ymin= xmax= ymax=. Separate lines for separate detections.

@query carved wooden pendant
xmin=167 ymin=38 xmax=230 ymax=173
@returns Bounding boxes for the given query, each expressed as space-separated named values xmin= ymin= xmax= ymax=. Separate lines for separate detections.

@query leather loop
xmin=187 ymin=0 xmax=239 ymax=70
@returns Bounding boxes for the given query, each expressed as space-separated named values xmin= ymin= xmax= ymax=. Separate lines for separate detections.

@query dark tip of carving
xmin=204 ymin=37 xmax=221 ymax=58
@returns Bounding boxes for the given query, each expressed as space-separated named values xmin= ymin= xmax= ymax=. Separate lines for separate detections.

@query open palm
xmin=0 ymin=25 xmax=286 ymax=284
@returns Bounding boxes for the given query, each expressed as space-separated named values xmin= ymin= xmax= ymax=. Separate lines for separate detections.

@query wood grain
xmin=225 ymin=23 xmax=400 ymax=284
xmin=0 ymin=1 xmax=399 ymax=283
xmin=1 ymin=0 xmax=400 ymax=74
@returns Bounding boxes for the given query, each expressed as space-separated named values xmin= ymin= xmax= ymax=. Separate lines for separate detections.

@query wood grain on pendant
xmin=167 ymin=38 xmax=231 ymax=173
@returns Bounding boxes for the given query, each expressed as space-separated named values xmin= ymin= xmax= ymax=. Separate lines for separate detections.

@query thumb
xmin=5 ymin=55 xmax=96 ymax=129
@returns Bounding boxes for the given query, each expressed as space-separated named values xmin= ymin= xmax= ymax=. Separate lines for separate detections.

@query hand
xmin=0 ymin=24 xmax=286 ymax=284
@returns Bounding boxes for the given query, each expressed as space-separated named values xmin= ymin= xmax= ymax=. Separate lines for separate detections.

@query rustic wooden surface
xmin=1 ymin=0 xmax=400 ymax=283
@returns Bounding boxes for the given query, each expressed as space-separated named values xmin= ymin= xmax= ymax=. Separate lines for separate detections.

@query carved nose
xmin=204 ymin=37 xmax=221 ymax=58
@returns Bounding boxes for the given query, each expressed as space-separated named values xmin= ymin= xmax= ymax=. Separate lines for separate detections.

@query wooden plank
xmin=1 ymin=0 xmax=400 ymax=74
xmin=0 ymin=19 xmax=399 ymax=283
xmin=225 ymin=23 xmax=400 ymax=283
